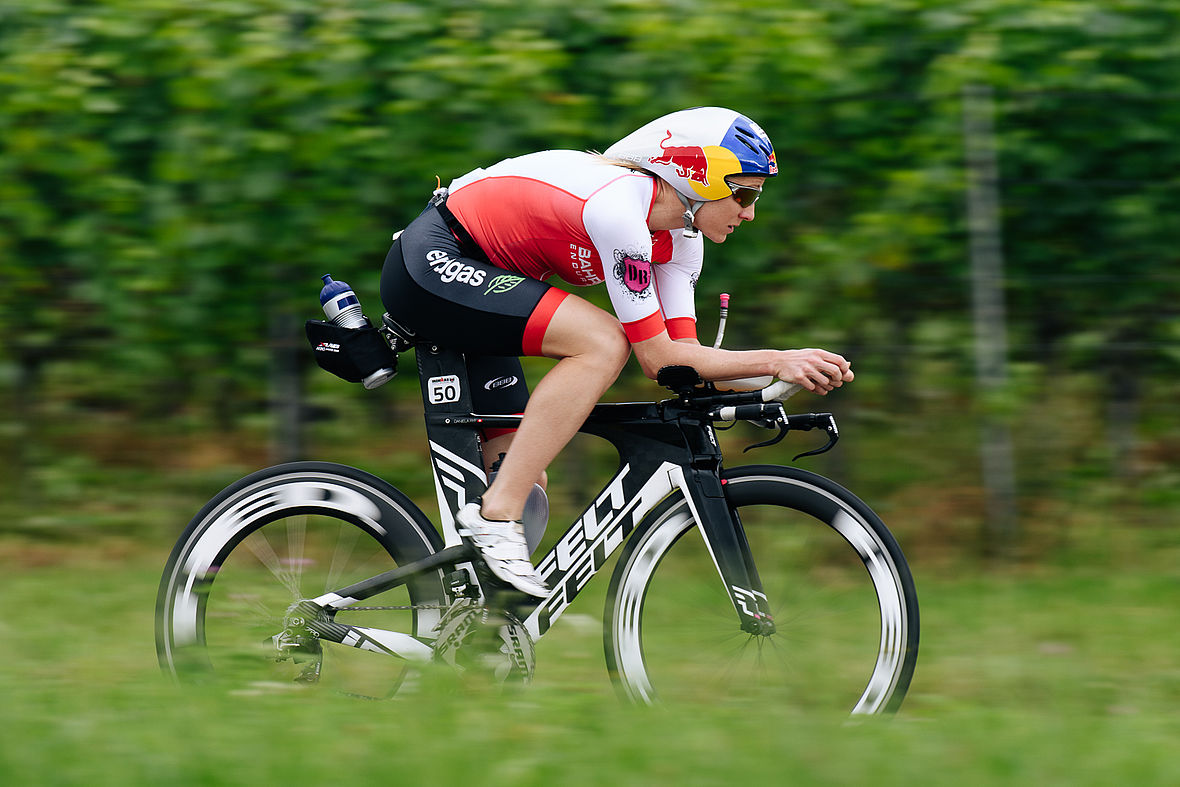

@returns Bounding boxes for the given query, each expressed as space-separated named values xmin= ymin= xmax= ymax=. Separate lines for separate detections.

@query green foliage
xmin=0 ymin=0 xmax=1177 ymax=521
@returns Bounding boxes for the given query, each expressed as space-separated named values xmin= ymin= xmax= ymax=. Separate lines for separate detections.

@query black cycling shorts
xmin=380 ymin=203 xmax=568 ymax=418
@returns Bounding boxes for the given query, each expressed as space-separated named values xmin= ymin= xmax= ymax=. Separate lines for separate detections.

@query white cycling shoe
xmin=455 ymin=502 xmax=549 ymax=598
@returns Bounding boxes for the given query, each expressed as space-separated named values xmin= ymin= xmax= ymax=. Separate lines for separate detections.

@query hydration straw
xmin=713 ymin=292 xmax=730 ymax=349
xmin=711 ymin=293 xmax=802 ymax=400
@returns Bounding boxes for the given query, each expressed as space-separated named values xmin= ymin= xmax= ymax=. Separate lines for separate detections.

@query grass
xmin=1 ymin=524 xmax=1179 ymax=786
xmin=2 ymin=383 xmax=1179 ymax=785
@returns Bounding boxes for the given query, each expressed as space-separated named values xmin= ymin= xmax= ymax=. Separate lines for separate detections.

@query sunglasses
xmin=726 ymin=180 xmax=763 ymax=208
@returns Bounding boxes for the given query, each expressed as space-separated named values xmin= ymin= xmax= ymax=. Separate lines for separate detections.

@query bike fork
xmin=672 ymin=466 xmax=776 ymax=635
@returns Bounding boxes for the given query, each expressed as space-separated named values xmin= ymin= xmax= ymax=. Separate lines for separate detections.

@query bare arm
xmin=632 ymin=333 xmax=854 ymax=395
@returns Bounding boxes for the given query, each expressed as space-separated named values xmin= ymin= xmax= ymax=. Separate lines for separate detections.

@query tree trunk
xmin=963 ymin=83 xmax=1020 ymax=557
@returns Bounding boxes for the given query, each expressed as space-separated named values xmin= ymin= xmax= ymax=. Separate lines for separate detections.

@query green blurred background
xmin=1 ymin=1 xmax=1178 ymax=784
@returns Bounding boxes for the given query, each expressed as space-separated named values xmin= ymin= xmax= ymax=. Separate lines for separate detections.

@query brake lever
xmin=741 ymin=412 xmax=840 ymax=459
xmin=791 ymin=414 xmax=840 ymax=460
xmin=742 ymin=422 xmax=788 ymax=452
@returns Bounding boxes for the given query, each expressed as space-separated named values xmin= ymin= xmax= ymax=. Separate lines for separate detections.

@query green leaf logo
xmin=485 ymin=274 xmax=525 ymax=295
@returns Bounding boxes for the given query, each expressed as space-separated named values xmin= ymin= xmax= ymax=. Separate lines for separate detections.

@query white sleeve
xmin=653 ymin=232 xmax=703 ymax=340
xmin=582 ymin=178 xmax=667 ymax=343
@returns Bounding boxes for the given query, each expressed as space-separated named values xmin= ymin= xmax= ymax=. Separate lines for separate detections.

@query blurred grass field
xmin=2 ymin=383 xmax=1178 ymax=785
xmin=1 ymin=500 xmax=1178 ymax=785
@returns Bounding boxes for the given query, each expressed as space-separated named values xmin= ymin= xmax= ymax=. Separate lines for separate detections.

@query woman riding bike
xmin=379 ymin=107 xmax=853 ymax=597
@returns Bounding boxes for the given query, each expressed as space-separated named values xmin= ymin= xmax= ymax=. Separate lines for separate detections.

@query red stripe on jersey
xmin=622 ymin=311 xmax=666 ymax=344
xmin=522 ymin=287 xmax=569 ymax=356
xmin=665 ymin=316 xmax=697 ymax=341
xmin=651 ymin=231 xmax=674 ymax=263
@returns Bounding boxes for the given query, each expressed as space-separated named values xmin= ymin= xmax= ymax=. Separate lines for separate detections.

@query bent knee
xmin=542 ymin=298 xmax=632 ymax=372
xmin=599 ymin=323 xmax=632 ymax=371
xmin=579 ymin=319 xmax=630 ymax=379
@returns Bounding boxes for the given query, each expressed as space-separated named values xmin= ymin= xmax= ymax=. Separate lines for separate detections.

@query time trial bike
xmin=156 ymin=312 xmax=919 ymax=713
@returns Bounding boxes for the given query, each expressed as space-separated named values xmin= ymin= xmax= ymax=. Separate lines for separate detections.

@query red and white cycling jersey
xmin=446 ymin=150 xmax=703 ymax=343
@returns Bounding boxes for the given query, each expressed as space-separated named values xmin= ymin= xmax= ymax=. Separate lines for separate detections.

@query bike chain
xmin=345 ymin=599 xmax=536 ymax=683
xmin=340 ymin=605 xmax=449 ymax=611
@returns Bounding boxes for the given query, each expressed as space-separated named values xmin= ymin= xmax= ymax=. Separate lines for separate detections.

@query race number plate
xmin=427 ymin=375 xmax=461 ymax=404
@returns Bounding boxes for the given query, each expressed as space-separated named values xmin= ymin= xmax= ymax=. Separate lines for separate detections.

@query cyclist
xmin=380 ymin=107 xmax=852 ymax=597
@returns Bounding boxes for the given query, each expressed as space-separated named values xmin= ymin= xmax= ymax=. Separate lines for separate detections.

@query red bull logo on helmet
xmin=649 ymin=130 xmax=712 ymax=186
xmin=646 ymin=129 xmax=744 ymax=200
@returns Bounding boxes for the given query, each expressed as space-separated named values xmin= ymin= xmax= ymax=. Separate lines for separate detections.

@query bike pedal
xmin=459 ymin=559 xmax=538 ymax=608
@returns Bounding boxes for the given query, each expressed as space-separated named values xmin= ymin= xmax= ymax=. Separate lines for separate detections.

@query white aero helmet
xmin=604 ymin=106 xmax=778 ymax=236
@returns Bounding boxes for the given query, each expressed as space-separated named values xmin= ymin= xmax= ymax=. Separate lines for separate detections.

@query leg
xmin=479 ymin=295 xmax=630 ymax=521
xmin=384 ymin=208 xmax=609 ymax=595
xmin=462 ymin=354 xmax=548 ymax=489
xmin=481 ymin=432 xmax=548 ymax=490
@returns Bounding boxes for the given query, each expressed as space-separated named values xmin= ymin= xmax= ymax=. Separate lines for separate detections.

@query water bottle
xmin=319 ymin=274 xmax=397 ymax=389
xmin=319 ymin=274 xmax=367 ymax=328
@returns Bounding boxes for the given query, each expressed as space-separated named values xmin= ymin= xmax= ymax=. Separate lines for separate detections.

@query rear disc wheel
xmin=156 ymin=463 xmax=447 ymax=698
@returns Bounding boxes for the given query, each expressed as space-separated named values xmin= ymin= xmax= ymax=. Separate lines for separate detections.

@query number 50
xmin=427 ymin=375 xmax=460 ymax=404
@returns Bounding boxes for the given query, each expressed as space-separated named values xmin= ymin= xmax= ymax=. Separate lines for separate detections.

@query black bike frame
xmin=306 ymin=342 xmax=776 ymax=655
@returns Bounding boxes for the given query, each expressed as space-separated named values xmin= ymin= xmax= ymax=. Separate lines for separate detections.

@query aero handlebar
xmin=709 ymin=295 xmax=804 ymax=404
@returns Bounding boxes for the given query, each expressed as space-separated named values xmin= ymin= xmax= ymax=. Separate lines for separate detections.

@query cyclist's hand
xmin=773 ymin=349 xmax=853 ymax=394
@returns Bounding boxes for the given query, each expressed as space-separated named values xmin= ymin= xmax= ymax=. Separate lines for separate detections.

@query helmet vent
xmin=733 ymin=127 xmax=769 ymax=155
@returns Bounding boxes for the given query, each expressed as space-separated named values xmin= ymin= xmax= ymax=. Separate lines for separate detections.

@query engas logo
xmin=426 ymin=249 xmax=486 ymax=287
